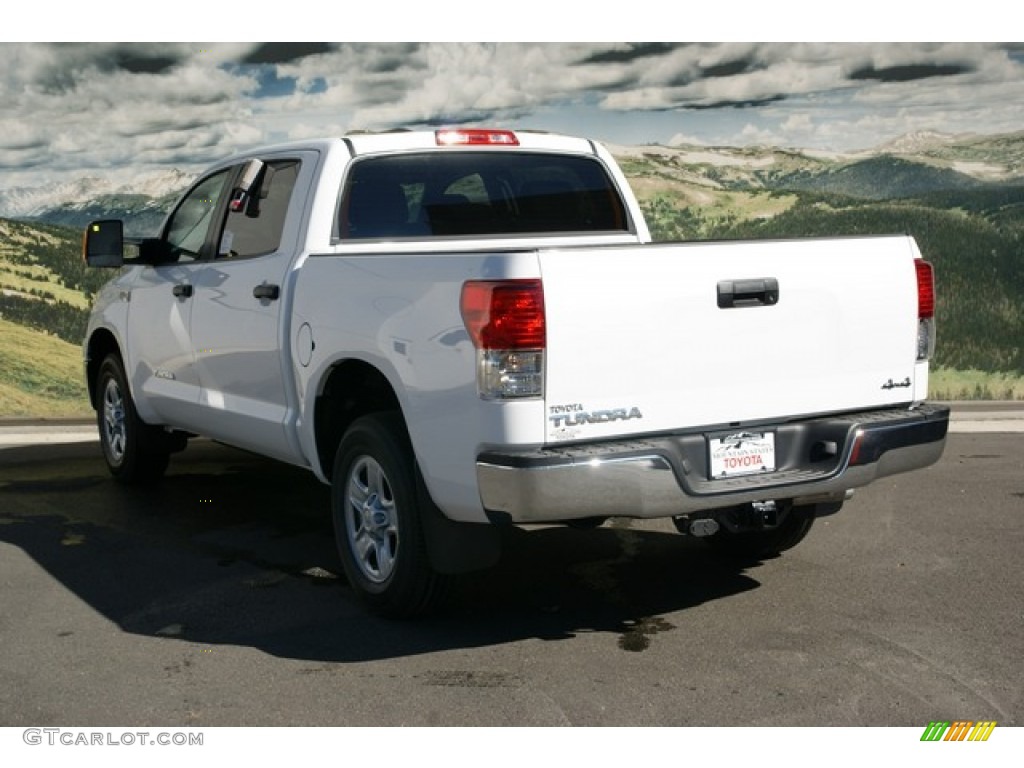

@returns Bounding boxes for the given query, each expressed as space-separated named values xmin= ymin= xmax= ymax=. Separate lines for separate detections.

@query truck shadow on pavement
xmin=1 ymin=441 xmax=765 ymax=662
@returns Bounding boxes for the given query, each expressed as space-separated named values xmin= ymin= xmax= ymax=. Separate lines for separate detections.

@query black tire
xmin=331 ymin=412 xmax=449 ymax=617
xmin=704 ymin=504 xmax=815 ymax=559
xmin=95 ymin=353 xmax=170 ymax=484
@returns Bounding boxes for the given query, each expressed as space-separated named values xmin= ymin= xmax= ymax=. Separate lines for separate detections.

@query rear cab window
xmin=337 ymin=152 xmax=631 ymax=240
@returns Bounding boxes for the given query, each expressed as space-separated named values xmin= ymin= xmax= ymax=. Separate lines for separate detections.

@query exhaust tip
xmin=688 ymin=519 xmax=720 ymax=537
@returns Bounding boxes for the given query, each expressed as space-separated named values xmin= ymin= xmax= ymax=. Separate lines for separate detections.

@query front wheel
xmin=331 ymin=412 xmax=449 ymax=617
xmin=95 ymin=354 xmax=170 ymax=484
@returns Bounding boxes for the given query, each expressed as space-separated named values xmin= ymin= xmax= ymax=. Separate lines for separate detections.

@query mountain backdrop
xmin=2 ymin=130 xmax=1023 ymax=416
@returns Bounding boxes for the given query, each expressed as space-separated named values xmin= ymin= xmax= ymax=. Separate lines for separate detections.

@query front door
xmin=125 ymin=169 xmax=232 ymax=428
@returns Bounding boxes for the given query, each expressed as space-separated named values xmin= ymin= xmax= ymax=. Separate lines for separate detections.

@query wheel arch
xmin=313 ymin=358 xmax=501 ymax=577
xmin=313 ymin=358 xmax=402 ymax=480
xmin=85 ymin=328 xmax=122 ymax=411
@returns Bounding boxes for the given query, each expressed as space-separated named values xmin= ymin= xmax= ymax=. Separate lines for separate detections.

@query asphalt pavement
xmin=0 ymin=407 xmax=1021 ymax=727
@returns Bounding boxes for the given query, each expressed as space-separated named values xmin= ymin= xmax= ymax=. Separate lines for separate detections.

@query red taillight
xmin=436 ymin=129 xmax=519 ymax=147
xmin=461 ymin=280 xmax=545 ymax=349
xmin=915 ymin=259 xmax=935 ymax=319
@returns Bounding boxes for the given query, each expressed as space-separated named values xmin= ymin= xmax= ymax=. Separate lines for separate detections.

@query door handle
xmin=172 ymin=283 xmax=193 ymax=298
xmin=717 ymin=278 xmax=779 ymax=309
xmin=253 ymin=283 xmax=280 ymax=301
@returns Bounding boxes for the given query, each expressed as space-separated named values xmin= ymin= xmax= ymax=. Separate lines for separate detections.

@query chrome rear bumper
xmin=477 ymin=404 xmax=950 ymax=523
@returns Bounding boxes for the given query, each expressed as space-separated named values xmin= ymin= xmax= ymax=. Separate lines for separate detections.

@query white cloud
xmin=1 ymin=42 xmax=1022 ymax=186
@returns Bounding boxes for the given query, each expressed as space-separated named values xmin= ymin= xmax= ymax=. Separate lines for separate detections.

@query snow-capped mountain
xmin=873 ymin=130 xmax=964 ymax=155
xmin=0 ymin=169 xmax=195 ymax=219
xmin=0 ymin=177 xmax=115 ymax=219
xmin=0 ymin=169 xmax=196 ymax=236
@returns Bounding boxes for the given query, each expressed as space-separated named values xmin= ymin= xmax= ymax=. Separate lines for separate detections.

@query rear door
xmin=187 ymin=153 xmax=313 ymax=463
xmin=540 ymin=236 xmax=922 ymax=443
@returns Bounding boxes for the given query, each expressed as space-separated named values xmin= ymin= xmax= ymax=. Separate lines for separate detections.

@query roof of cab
xmin=216 ymin=129 xmax=600 ymax=169
xmin=344 ymin=129 xmax=598 ymax=156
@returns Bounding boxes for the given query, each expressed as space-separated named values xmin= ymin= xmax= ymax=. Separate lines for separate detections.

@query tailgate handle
xmin=717 ymin=278 xmax=779 ymax=309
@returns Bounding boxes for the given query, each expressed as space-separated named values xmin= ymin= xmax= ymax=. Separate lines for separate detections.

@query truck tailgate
xmin=540 ymin=235 xmax=923 ymax=443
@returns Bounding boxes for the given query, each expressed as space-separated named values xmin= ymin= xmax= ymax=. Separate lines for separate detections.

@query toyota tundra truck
xmin=82 ymin=128 xmax=950 ymax=616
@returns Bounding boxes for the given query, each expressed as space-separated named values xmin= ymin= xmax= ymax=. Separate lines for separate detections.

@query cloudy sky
xmin=2 ymin=39 xmax=1022 ymax=188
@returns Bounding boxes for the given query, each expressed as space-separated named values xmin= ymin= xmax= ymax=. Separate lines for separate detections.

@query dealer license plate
xmin=709 ymin=431 xmax=776 ymax=479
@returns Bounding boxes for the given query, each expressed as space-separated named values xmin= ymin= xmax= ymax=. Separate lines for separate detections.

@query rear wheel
xmin=95 ymin=354 xmax=170 ymax=484
xmin=331 ymin=412 xmax=449 ymax=617
xmin=704 ymin=503 xmax=815 ymax=559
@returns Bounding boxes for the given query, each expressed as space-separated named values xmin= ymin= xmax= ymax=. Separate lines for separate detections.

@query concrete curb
xmin=0 ymin=423 xmax=99 ymax=447
xmin=2 ymin=404 xmax=1023 ymax=448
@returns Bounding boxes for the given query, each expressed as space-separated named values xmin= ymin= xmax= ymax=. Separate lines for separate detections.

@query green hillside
xmin=0 ymin=219 xmax=94 ymax=416
xmin=0 ymin=316 xmax=90 ymax=417
xmin=774 ymin=156 xmax=985 ymax=200
xmin=0 ymin=218 xmax=107 ymax=346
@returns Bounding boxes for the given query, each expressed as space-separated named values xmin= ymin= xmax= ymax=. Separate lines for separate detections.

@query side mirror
xmin=83 ymin=220 xmax=125 ymax=268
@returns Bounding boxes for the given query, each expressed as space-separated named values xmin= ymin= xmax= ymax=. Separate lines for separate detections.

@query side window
xmin=218 ymin=160 xmax=301 ymax=259
xmin=164 ymin=170 xmax=231 ymax=262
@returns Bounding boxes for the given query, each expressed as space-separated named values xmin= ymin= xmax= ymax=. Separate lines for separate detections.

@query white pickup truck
xmin=83 ymin=128 xmax=950 ymax=616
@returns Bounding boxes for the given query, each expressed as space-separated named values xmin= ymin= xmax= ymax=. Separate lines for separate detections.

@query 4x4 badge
xmin=881 ymin=377 xmax=911 ymax=390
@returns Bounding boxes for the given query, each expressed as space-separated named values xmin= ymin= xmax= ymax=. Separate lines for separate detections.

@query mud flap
xmin=416 ymin=473 xmax=501 ymax=575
